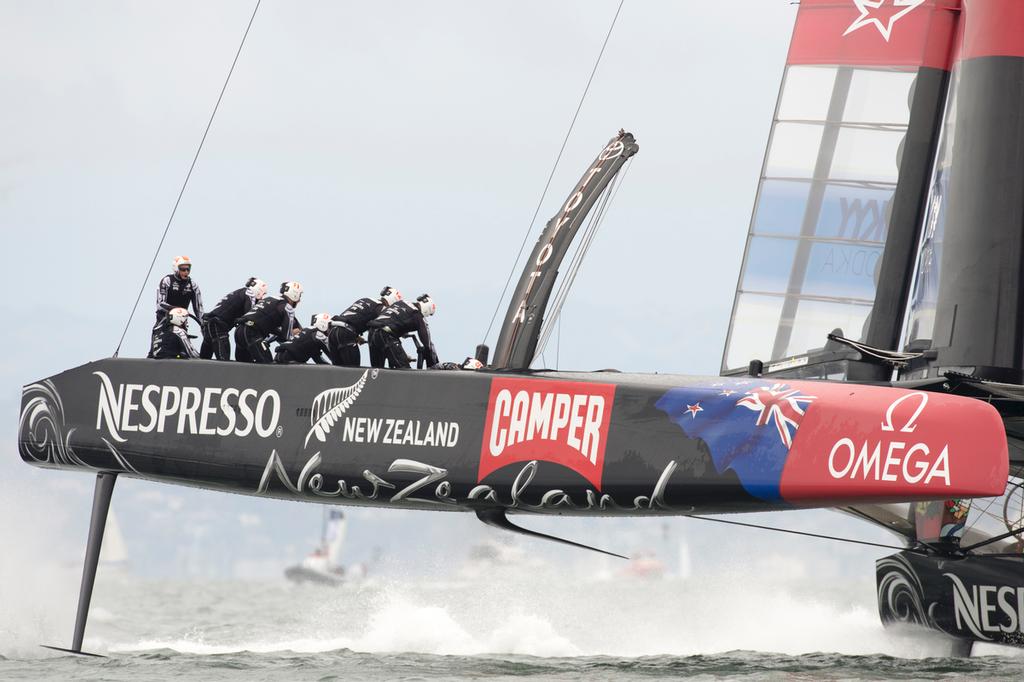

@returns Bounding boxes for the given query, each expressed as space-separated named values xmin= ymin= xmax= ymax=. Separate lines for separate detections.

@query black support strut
xmin=42 ymin=471 xmax=117 ymax=657
xmin=476 ymin=508 xmax=628 ymax=560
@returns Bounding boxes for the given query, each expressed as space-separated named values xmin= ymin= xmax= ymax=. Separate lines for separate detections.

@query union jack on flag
xmin=655 ymin=381 xmax=820 ymax=502
xmin=736 ymin=383 xmax=817 ymax=449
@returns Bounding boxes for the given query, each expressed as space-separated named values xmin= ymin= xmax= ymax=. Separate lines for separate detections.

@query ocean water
xmin=3 ymin=563 xmax=1024 ymax=680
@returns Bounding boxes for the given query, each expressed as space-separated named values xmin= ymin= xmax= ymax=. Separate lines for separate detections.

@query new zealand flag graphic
xmin=655 ymin=382 xmax=817 ymax=502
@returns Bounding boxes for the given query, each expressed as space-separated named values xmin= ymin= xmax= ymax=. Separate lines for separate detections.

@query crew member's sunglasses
xmin=178 ymin=265 xmax=191 ymax=272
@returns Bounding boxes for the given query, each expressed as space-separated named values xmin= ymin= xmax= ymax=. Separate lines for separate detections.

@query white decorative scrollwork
xmin=877 ymin=554 xmax=928 ymax=626
xmin=19 ymin=380 xmax=138 ymax=474
xmin=19 ymin=380 xmax=87 ymax=468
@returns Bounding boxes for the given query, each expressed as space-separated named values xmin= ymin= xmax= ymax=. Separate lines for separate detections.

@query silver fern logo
xmin=305 ymin=370 xmax=371 ymax=447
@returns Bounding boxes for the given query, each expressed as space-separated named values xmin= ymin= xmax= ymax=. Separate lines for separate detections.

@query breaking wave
xmin=102 ymin=568 xmax=956 ymax=660
xmin=0 ymin=478 xmax=1013 ymax=665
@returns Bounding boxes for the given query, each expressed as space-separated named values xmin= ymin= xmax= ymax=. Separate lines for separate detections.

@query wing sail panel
xmin=723 ymin=0 xmax=960 ymax=376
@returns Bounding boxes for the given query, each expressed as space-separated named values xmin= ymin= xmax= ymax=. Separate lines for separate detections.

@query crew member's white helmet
xmin=168 ymin=307 xmax=189 ymax=327
xmin=462 ymin=358 xmax=483 ymax=370
xmin=312 ymin=312 xmax=331 ymax=333
xmin=417 ymin=294 xmax=436 ymax=317
xmin=282 ymin=281 xmax=303 ymax=304
xmin=380 ymin=286 xmax=402 ymax=307
xmin=172 ymin=255 xmax=192 ymax=271
xmin=247 ymin=278 xmax=268 ymax=300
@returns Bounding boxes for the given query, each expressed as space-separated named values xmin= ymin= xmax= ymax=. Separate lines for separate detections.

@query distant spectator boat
xmin=284 ymin=509 xmax=350 ymax=586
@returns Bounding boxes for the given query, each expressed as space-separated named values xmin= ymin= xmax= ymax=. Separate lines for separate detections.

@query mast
xmin=905 ymin=0 xmax=1024 ymax=383
xmin=492 ymin=130 xmax=638 ymax=370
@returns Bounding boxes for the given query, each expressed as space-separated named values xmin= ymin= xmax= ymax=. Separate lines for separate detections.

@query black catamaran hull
xmin=878 ymin=552 xmax=1024 ymax=650
xmin=19 ymin=359 xmax=1007 ymax=518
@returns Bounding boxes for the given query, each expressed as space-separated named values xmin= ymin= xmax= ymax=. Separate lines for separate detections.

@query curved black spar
xmin=20 ymin=359 xmax=1008 ymax=517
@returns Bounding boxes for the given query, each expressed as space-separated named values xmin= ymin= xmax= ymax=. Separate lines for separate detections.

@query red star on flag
xmin=685 ymin=403 xmax=703 ymax=419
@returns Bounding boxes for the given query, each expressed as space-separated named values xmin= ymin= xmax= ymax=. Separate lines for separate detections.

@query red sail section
xmin=958 ymin=0 xmax=1024 ymax=61
xmin=779 ymin=382 xmax=1007 ymax=504
xmin=787 ymin=0 xmax=960 ymax=70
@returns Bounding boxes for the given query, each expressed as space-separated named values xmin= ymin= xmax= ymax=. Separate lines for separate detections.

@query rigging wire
xmin=534 ymin=156 xmax=633 ymax=359
xmin=537 ymin=182 xmax=614 ymax=354
xmin=964 ymin=477 xmax=1017 ymax=533
xmin=556 ymin=314 xmax=561 ymax=369
xmin=534 ymin=156 xmax=633 ymax=360
xmin=961 ymin=525 xmax=1024 ymax=553
xmin=480 ymin=0 xmax=626 ymax=347
xmin=964 ymin=491 xmax=1004 ymax=533
xmin=683 ymin=514 xmax=927 ymax=554
xmin=533 ymin=169 xmax=617 ymax=358
xmin=113 ymin=0 xmax=262 ymax=357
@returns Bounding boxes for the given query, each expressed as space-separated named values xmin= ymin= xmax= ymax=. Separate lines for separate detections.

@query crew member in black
xmin=367 ymin=294 xmax=438 ymax=369
xmin=200 ymin=278 xmax=267 ymax=360
xmin=235 ymin=281 xmax=303 ymax=363
xmin=328 ymin=286 xmax=402 ymax=366
xmin=156 ymin=255 xmax=204 ymax=323
xmin=147 ymin=307 xmax=200 ymax=359
xmin=275 ymin=313 xmax=331 ymax=364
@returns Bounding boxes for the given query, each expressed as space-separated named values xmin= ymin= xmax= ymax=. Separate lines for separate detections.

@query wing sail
xmin=722 ymin=0 xmax=959 ymax=379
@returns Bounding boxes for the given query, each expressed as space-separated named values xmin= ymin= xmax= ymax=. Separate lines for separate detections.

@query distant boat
xmin=99 ymin=510 xmax=129 ymax=570
xmin=619 ymin=550 xmax=666 ymax=579
xmin=284 ymin=509 xmax=352 ymax=585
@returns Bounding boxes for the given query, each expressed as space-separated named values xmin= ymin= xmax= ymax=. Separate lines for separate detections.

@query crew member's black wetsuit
xmin=155 ymin=273 xmax=203 ymax=323
xmin=147 ymin=319 xmax=199 ymax=359
xmin=200 ymin=287 xmax=256 ymax=360
xmin=274 ymin=328 xmax=330 ymax=364
xmin=366 ymin=300 xmax=437 ymax=369
xmin=234 ymin=296 xmax=297 ymax=363
xmin=328 ymin=297 xmax=387 ymax=366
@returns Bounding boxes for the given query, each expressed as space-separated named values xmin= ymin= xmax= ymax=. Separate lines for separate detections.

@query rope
xmin=481 ymin=0 xmax=626 ymax=346
xmin=113 ymin=0 xmax=262 ymax=357
xmin=684 ymin=514 xmax=925 ymax=554
xmin=827 ymin=334 xmax=922 ymax=364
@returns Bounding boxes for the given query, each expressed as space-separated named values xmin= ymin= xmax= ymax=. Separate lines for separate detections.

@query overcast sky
xmin=0 ymin=0 xmax=912 ymax=605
